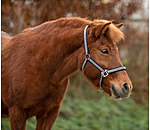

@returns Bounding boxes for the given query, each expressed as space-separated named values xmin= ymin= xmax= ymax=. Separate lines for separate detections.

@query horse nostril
xmin=122 ymin=83 xmax=129 ymax=94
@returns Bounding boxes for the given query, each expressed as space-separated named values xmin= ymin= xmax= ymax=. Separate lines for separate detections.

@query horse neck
xmin=49 ymin=27 xmax=84 ymax=85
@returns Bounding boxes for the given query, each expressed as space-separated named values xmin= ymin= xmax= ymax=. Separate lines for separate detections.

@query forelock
xmin=93 ymin=19 xmax=124 ymax=43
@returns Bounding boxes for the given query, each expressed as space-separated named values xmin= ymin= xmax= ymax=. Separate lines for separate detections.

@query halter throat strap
xmin=82 ymin=25 xmax=126 ymax=92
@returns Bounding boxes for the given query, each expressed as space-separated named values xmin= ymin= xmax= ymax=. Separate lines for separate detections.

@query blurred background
xmin=1 ymin=0 xmax=148 ymax=130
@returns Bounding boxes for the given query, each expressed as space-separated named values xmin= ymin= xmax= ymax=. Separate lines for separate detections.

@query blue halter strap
xmin=82 ymin=25 xmax=126 ymax=92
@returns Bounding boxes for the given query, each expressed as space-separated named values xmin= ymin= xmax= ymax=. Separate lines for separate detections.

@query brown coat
xmin=1 ymin=17 xmax=132 ymax=130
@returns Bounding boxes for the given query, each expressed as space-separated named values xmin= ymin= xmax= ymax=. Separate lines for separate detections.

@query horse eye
xmin=100 ymin=49 xmax=109 ymax=54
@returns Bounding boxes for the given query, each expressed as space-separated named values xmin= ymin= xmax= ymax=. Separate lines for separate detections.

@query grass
xmin=1 ymin=73 xmax=149 ymax=130
xmin=52 ymin=95 xmax=148 ymax=130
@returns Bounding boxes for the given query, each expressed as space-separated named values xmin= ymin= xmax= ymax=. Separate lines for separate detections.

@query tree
xmin=1 ymin=0 xmax=148 ymax=103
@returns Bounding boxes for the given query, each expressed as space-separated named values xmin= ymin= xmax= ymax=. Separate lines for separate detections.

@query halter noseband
xmin=82 ymin=25 xmax=126 ymax=92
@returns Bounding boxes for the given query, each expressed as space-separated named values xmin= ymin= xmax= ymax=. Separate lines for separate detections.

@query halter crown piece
xmin=82 ymin=25 xmax=126 ymax=92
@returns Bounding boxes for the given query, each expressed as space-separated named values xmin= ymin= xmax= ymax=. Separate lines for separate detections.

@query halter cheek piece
xmin=82 ymin=25 xmax=126 ymax=92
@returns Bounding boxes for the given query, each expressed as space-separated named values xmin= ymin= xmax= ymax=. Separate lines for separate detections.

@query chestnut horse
xmin=2 ymin=17 xmax=132 ymax=130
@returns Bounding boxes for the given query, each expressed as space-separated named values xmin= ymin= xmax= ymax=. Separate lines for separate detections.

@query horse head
xmin=79 ymin=20 xmax=132 ymax=99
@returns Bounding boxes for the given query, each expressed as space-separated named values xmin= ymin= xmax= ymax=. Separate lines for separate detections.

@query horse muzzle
xmin=111 ymin=83 xmax=132 ymax=99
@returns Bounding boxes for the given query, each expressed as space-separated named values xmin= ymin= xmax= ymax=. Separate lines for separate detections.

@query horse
xmin=1 ymin=17 xmax=132 ymax=130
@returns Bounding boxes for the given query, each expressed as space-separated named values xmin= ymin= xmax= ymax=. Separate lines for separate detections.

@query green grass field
xmin=1 ymin=74 xmax=148 ymax=130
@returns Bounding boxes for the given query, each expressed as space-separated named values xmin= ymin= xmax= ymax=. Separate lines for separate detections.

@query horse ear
xmin=115 ymin=23 xmax=123 ymax=29
xmin=94 ymin=22 xmax=111 ymax=38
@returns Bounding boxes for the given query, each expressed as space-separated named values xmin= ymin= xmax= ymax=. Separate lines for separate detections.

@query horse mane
xmin=22 ymin=27 xmax=32 ymax=33
xmin=21 ymin=17 xmax=124 ymax=43
xmin=56 ymin=17 xmax=124 ymax=43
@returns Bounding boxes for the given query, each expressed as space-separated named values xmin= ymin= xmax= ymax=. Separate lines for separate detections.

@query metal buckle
xmin=101 ymin=69 xmax=109 ymax=77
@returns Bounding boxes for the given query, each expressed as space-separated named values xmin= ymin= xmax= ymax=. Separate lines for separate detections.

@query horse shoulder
xmin=1 ymin=31 xmax=12 ymax=39
xmin=1 ymin=31 xmax=12 ymax=50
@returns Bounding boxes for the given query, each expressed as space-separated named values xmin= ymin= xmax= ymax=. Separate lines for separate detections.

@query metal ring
xmin=85 ymin=54 xmax=90 ymax=60
xmin=98 ymin=87 xmax=103 ymax=92
xmin=101 ymin=69 xmax=109 ymax=77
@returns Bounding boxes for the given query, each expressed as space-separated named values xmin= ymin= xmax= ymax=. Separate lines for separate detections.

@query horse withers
xmin=1 ymin=17 xmax=132 ymax=130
